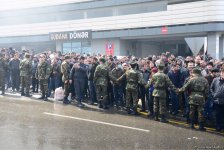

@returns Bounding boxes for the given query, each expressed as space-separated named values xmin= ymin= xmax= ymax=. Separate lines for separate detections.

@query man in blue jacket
xmin=210 ymin=68 xmax=224 ymax=132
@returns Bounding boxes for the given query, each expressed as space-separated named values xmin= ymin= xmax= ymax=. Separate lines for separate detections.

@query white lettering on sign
xmin=51 ymin=33 xmax=68 ymax=40
xmin=69 ymin=32 xmax=89 ymax=39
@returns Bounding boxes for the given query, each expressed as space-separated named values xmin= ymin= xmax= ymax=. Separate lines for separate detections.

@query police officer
xmin=61 ymin=55 xmax=71 ymax=104
xmin=146 ymin=63 xmax=177 ymax=122
xmin=0 ymin=53 xmax=8 ymax=95
xmin=179 ymin=68 xmax=209 ymax=131
xmin=36 ymin=54 xmax=51 ymax=101
xmin=118 ymin=61 xmax=146 ymax=115
xmin=20 ymin=53 xmax=32 ymax=97
xmin=94 ymin=58 xmax=112 ymax=109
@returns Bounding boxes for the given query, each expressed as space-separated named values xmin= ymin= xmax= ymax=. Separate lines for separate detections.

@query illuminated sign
xmin=50 ymin=30 xmax=92 ymax=41
xmin=161 ymin=26 xmax=168 ymax=33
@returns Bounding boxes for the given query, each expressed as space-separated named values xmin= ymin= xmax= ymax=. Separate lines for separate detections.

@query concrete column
xmin=56 ymin=41 xmax=62 ymax=52
xmin=207 ymin=32 xmax=220 ymax=59
xmin=219 ymin=35 xmax=224 ymax=59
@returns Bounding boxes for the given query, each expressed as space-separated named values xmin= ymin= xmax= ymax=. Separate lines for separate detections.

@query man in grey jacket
xmin=210 ymin=68 xmax=224 ymax=131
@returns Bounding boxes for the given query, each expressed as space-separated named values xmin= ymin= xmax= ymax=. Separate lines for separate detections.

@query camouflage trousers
xmin=190 ymin=104 xmax=204 ymax=123
xmin=95 ymin=85 xmax=108 ymax=105
xmin=126 ymin=89 xmax=138 ymax=109
xmin=0 ymin=71 xmax=5 ymax=92
xmin=64 ymin=82 xmax=70 ymax=97
xmin=21 ymin=76 xmax=31 ymax=95
xmin=154 ymin=97 xmax=166 ymax=115
xmin=39 ymin=79 xmax=48 ymax=95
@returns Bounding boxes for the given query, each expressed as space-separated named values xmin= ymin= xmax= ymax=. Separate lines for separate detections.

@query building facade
xmin=0 ymin=0 xmax=224 ymax=58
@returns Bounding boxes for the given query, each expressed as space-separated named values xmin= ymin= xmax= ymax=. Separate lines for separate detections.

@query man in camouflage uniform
xmin=36 ymin=54 xmax=51 ymax=101
xmin=61 ymin=55 xmax=71 ymax=104
xmin=111 ymin=62 xmax=124 ymax=108
xmin=179 ymin=68 xmax=209 ymax=131
xmin=117 ymin=61 xmax=146 ymax=115
xmin=20 ymin=53 xmax=32 ymax=97
xmin=94 ymin=58 xmax=114 ymax=109
xmin=0 ymin=53 xmax=8 ymax=95
xmin=146 ymin=63 xmax=177 ymax=122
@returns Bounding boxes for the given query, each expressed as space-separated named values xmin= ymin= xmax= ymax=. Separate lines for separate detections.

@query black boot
xmin=199 ymin=122 xmax=206 ymax=131
xmin=98 ymin=101 xmax=103 ymax=108
xmin=190 ymin=122 xmax=195 ymax=129
xmin=131 ymin=107 xmax=138 ymax=115
xmin=38 ymin=93 xmax=45 ymax=99
xmin=160 ymin=115 xmax=168 ymax=123
xmin=25 ymin=93 xmax=32 ymax=97
xmin=44 ymin=93 xmax=48 ymax=101
xmin=1 ymin=89 xmax=5 ymax=95
xmin=127 ymin=107 xmax=131 ymax=114
xmin=63 ymin=96 xmax=70 ymax=104
xmin=21 ymin=89 xmax=25 ymax=96
xmin=154 ymin=112 xmax=159 ymax=121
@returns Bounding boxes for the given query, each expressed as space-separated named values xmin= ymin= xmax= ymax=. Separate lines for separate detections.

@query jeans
xmin=74 ymin=78 xmax=86 ymax=103
xmin=204 ymin=93 xmax=214 ymax=120
xmin=148 ymin=92 xmax=154 ymax=114
xmin=88 ymin=81 xmax=97 ymax=104
xmin=113 ymin=84 xmax=124 ymax=107
xmin=214 ymin=104 xmax=224 ymax=130
xmin=170 ymin=91 xmax=179 ymax=113
xmin=48 ymin=76 xmax=60 ymax=96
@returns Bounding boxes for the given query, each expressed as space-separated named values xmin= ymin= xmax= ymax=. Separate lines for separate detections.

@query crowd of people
xmin=0 ymin=48 xmax=224 ymax=132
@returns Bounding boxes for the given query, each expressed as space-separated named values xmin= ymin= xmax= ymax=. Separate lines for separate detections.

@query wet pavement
xmin=0 ymin=93 xmax=224 ymax=150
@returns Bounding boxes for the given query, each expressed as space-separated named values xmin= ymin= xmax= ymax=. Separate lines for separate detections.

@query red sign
xmin=106 ymin=43 xmax=114 ymax=55
xmin=161 ymin=26 xmax=168 ymax=33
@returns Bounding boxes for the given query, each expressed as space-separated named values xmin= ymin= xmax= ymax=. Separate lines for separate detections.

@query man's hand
xmin=69 ymin=80 xmax=72 ymax=84
xmin=64 ymin=80 xmax=68 ymax=84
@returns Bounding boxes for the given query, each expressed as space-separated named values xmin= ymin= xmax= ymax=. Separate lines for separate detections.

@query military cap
xmin=25 ymin=53 xmax=31 ymax=58
xmin=192 ymin=68 xmax=201 ymax=75
xmin=99 ymin=57 xmax=106 ymax=63
xmin=64 ymin=55 xmax=70 ymax=60
xmin=158 ymin=63 xmax=165 ymax=67
xmin=130 ymin=61 xmax=137 ymax=65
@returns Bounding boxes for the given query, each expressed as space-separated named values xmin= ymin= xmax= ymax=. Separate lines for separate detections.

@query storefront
xmin=50 ymin=30 xmax=92 ymax=54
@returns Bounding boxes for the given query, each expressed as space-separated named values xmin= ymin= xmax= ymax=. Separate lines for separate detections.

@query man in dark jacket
xmin=210 ymin=68 xmax=224 ymax=131
xmin=168 ymin=64 xmax=183 ymax=115
xmin=9 ymin=52 xmax=20 ymax=92
xmin=88 ymin=57 xmax=98 ymax=105
xmin=69 ymin=56 xmax=88 ymax=108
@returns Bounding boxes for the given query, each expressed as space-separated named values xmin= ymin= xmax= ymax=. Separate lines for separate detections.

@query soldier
xmin=61 ymin=55 xmax=71 ymax=104
xmin=36 ymin=54 xmax=51 ymax=101
xmin=117 ymin=61 xmax=146 ymax=115
xmin=20 ymin=53 xmax=32 ymax=97
xmin=111 ymin=62 xmax=124 ymax=109
xmin=178 ymin=68 xmax=209 ymax=131
xmin=94 ymin=58 xmax=113 ymax=109
xmin=146 ymin=63 xmax=177 ymax=122
xmin=0 ymin=53 xmax=8 ymax=95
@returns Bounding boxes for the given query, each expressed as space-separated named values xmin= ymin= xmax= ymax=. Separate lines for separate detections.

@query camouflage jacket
xmin=94 ymin=64 xmax=109 ymax=86
xmin=19 ymin=58 xmax=32 ymax=77
xmin=0 ymin=58 xmax=8 ymax=73
xmin=179 ymin=74 xmax=209 ymax=105
xmin=61 ymin=61 xmax=70 ymax=82
xmin=111 ymin=67 xmax=124 ymax=85
xmin=118 ymin=68 xmax=146 ymax=90
xmin=36 ymin=61 xmax=51 ymax=80
xmin=147 ymin=71 xmax=177 ymax=98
